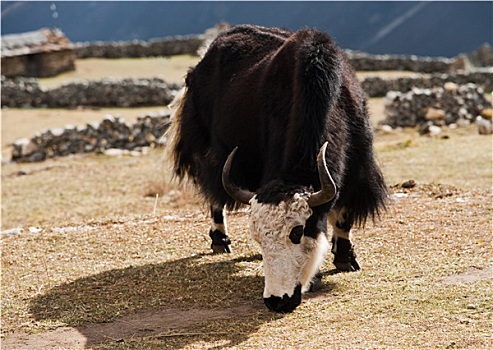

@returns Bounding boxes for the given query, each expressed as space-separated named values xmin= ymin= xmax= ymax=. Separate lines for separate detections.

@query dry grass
xmin=356 ymin=70 xmax=425 ymax=80
xmin=2 ymin=180 xmax=491 ymax=349
xmin=0 ymin=149 xmax=199 ymax=229
xmin=375 ymin=125 xmax=493 ymax=189
xmin=1 ymin=56 xmax=492 ymax=349
xmin=2 ymin=124 xmax=491 ymax=231
xmin=37 ymin=55 xmax=200 ymax=89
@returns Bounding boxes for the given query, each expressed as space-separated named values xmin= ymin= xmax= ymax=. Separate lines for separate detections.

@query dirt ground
xmin=1 ymin=127 xmax=492 ymax=349
xmin=1 ymin=57 xmax=492 ymax=349
xmin=2 ymin=182 xmax=492 ymax=349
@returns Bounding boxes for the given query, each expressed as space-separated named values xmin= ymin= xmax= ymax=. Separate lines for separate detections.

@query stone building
xmin=1 ymin=28 xmax=75 ymax=78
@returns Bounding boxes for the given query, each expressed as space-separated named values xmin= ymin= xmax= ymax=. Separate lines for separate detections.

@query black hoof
xmin=211 ymin=244 xmax=231 ymax=254
xmin=334 ymin=261 xmax=359 ymax=272
xmin=209 ymin=229 xmax=231 ymax=254
xmin=308 ymin=272 xmax=323 ymax=292
xmin=333 ymin=238 xmax=360 ymax=272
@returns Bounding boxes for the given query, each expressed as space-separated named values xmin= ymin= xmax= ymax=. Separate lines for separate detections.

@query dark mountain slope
xmin=1 ymin=1 xmax=491 ymax=57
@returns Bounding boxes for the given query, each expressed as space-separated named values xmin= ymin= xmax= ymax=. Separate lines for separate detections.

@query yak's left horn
xmin=307 ymin=142 xmax=337 ymax=207
xmin=222 ymin=147 xmax=256 ymax=205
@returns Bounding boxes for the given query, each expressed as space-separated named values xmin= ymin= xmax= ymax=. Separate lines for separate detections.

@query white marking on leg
xmin=329 ymin=207 xmax=352 ymax=254
xmin=333 ymin=228 xmax=351 ymax=240
xmin=211 ymin=208 xmax=227 ymax=233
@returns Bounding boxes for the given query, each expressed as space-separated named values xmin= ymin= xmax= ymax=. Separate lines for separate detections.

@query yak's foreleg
xmin=209 ymin=205 xmax=232 ymax=253
xmin=328 ymin=207 xmax=360 ymax=272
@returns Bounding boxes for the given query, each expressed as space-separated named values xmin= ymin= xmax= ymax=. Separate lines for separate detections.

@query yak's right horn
xmin=307 ymin=142 xmax=337 ymax=207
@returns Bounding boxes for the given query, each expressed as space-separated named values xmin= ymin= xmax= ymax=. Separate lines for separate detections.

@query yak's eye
xmin=289 ymin=225 xmax=304 ymax=244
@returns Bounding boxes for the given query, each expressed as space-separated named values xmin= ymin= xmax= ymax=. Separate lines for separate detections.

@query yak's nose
xmin=263 ymin=284 xmax=302 ymax=312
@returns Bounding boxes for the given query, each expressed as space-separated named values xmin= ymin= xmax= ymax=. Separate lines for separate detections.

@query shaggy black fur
xmin=170 ymin=24 xmax=387 ymax=228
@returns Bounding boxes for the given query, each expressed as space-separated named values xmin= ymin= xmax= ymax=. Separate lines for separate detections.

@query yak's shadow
xmin=28 ymin=252 xmax=336 ymax=348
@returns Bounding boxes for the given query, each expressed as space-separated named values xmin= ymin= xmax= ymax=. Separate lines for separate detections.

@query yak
xmin=166 ymin=25 xmax=388 ymax=312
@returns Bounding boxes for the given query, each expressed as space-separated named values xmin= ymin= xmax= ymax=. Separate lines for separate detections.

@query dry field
xmin=1 ymin=57 xmax=492 ymax=349
xmin=36 ymin=55 xmax=199 ymax=89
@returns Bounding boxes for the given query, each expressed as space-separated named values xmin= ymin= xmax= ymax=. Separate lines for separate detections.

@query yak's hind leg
xmin=209 ymin=205 xmax=232 ymax=253
xmin=328 ymin=207 xmax=360 ymax=272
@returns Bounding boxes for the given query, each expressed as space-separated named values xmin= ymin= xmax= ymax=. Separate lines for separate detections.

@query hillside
xmin=1 ymin=1 xmax=492 ymax=57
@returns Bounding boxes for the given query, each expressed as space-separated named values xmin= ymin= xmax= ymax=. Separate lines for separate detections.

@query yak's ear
xmin=289 ymin=225 xmax=304 ymax=244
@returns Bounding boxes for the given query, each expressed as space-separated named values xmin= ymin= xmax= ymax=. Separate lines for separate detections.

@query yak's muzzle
xmin=263 ymin=284 xmax=302 ymax=313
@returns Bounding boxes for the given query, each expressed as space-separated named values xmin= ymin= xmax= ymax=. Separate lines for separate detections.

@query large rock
xmin=476 ymin=116 xmax=493 ymax=135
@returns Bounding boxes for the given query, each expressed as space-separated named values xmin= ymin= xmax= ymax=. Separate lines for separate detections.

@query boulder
xmin=425 ymin=107 xmax=446 ymax=121
xmin=476 ymin=116 xmax=493 ymax=135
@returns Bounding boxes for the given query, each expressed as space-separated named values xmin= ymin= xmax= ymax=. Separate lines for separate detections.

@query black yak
xmin=166 ymin=25 xmax=387 ymax=312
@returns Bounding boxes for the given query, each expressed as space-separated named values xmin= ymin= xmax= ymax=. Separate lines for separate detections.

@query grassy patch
xmin=375 ymin=125 xmax=492 ymax=189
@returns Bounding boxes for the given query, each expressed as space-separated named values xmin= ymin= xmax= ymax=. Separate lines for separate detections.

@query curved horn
xmin=222 ymin=147 xmax=255 ymax=205
xmin=307 ymin=142 xmax=337 ymax=207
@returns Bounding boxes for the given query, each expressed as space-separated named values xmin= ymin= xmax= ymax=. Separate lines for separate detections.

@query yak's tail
xmin=162 ymin=86 xmax=187 ymax=176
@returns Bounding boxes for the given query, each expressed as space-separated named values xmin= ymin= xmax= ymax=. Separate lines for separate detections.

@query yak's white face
xmin=249 ymin=193 xmax=329 ymax=312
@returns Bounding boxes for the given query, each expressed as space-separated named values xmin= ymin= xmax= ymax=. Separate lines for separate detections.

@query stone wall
xmin=74 ymin=34 xmax=205 ymax=58
xmin=9 ymin=81 xmax=491 ymax=162
xmin=3 ymin=69 xmax=491 ymax=108
xmin=362 ymin=70 xmax=493 ymax=97
xmin=73 ymin=37 xmax=457 ymax=72
xmin=346 ymin=51 xmax=454 ymax=73
xmin=4 ymin=37 xmax=493 ymax=162
xmin=381 ymin=83 xmax=492 ymax=128
xmin=11 ymin=112 xmax=171 ymax=162
xmin=72 ymin=34 xmax=492 ymax=72
xmin=1 ymin=76 xmax=180 ymax=108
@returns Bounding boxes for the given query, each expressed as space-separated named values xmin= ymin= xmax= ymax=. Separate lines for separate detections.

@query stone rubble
xmin=346 ymin=51 xmax=454 ymax=73
xmin=3 ymin=69 xmax=492 ymax=108
xmin=11 ymin=112 xmax=171 ymax=163
xmin=4 ymin=41 xmax=493 ymax=162
xmin=1 ymin=76 xmax=180 ymax=108
xmin=362 ymin=69 xmax=493 ymax=97
xmin=381 ymin=83 xmax=492 ymax=128
xmin=74 ymin=34 xmax=205 ymax=58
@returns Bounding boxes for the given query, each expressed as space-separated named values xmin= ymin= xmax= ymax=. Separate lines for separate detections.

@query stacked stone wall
xmin=3 ymin=70 xmax=491 ymax=108
xmin=73 ymin=36 xmax=458 ymax=72
xmin=4 ymin=37 xmax=493 ymax=162
xmin=381 ymin=83 xmax=491 ymax=128
xmin=74 ymin=34 xmax=205 ymax=58
xmin=11 ymin=112 xmax=171 ymax=162
xmin=362 ymin=70 xmax=493 ymax=97
xmin=72 ymin=35 xmax=493 ymax=72
xmin=1 ymin=77 xmax=180 ymax=108
xmin=346 ymin=51 xmax=453 ymax=73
